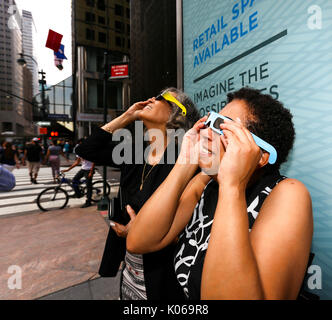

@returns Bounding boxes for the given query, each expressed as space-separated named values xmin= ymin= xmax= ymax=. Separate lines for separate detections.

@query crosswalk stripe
xmin=0 ymin=166 xmax=117 ymax=217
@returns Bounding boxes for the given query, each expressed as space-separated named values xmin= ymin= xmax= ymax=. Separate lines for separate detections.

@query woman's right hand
xmin=102 ymin=99 xmax=154 ymax=134
xmin=178 ymin=116 xmax=208 ymax=165
xmin=124 ymin=99 xmax=153 ymax=121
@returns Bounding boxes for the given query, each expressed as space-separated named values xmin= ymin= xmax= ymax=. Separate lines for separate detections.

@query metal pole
xmin=97 ymin=52 xmax=110 ymax=212
xmin=39 ymin=70 xmax=48 ymax=154
xmin=103 ymin=52 xmax=108 ymax=197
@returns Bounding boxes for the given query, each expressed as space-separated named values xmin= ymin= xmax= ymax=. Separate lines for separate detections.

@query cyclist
xmin=62 ymin=140 xmax=95 ymax=208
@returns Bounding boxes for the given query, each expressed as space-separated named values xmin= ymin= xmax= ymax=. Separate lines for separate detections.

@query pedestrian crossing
xmin=0 ymin=166 xmax=111 ymax=218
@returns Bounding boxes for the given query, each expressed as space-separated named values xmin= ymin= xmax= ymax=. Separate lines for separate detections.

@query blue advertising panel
xmin=182 ymin=0 xmax=332 ymax=299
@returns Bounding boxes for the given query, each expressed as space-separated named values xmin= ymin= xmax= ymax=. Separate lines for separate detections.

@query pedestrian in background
xmin=0 ymin=142 xmax=20 ymax=172
xmin=22 ymin=138 xmax=44 ymax=184
xmin=63 ymin=141 xmax=70 ymax=160
xmin=44 ymin=139 xmax=68 ymax=183
xmin=76 ymin=87 xmax=200 ymax=301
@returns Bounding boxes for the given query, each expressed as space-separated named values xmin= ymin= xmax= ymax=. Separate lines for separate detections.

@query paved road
xmin=0 ymin=206 xmax=121 ymax=300
xmin=0 ymin=166 xmax=120 ymax=218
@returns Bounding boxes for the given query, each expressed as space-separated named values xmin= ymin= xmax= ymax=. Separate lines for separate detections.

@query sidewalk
xmin=0 ymin=206 xmax=120 ymax=300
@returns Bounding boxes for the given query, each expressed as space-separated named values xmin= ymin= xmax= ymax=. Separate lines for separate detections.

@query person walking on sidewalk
xmin=44 ymin=140 xmax=69 ymax=183
xmin=76 ymin=87 xmax=200 ymax=301
xmin=22 ymin=138 xmax=44 ymax=184
xmin=63 ymin=141 xmax=71 ymax=160
xmin=0 ymin=142 xmax=20 ymax=172
xmin=61 ymin=143 xmax=95 ymax=208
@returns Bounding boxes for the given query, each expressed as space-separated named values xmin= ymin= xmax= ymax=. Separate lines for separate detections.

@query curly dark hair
xmin=227 ymin=87 xmax=295 ymax=171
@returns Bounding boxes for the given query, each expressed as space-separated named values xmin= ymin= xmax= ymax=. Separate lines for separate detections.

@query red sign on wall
xmin=110 ymin=64 xmax=129 ymax=80
xmin=39 ymin=128 xmax=48 ymax=135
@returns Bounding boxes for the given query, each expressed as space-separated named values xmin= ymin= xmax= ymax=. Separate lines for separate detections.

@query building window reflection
xmin=33 ymin=76 xmax=72 ymax=122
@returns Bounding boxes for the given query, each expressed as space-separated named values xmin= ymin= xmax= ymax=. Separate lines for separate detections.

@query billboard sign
xmin=181 ymin=0 xmax=332 ymax=299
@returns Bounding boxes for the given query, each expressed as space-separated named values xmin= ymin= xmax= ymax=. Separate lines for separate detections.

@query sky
xmin=15 ymin=0 xmax=72 ymax=86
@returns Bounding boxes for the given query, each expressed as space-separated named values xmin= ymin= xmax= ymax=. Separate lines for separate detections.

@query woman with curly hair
xmin=76 ymin=87 xmax=200 ymax=300
xmin=128 ymin=87 xmax=313 ymax=300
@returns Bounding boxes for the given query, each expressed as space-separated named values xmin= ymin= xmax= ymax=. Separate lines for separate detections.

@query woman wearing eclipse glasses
xmin=76 ymin=87 xmax=200 ymax=300
xmin=127 ymin=87 xmax=313 ymax=300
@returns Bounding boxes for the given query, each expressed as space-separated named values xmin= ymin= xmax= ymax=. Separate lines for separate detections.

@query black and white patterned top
xmin=121 ymin=252 xmax=147 ymax=300
xmin=174 ymin=170 xmax=286 ymax=300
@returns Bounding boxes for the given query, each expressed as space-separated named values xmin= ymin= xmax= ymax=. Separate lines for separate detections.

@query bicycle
xmin=36 ymin=172 xmax=111 ymax=212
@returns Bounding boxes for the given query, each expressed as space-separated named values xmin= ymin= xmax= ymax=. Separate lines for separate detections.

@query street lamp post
xmin=17 ymin=52 xmax=38 ymax=67
xmin=17 ymin=53 xmax=48 ymax=153
xmin=38 ymin=70 xmax=48 ymax=153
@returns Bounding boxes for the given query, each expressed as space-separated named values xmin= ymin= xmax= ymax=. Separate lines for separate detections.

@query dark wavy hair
xmin=4 ymin=142 xmax=15 ymax=160
xmin=160 ymin=87 xmax=200 ymax=132
xmin=227 ymin=87 xmax=295 ymax=172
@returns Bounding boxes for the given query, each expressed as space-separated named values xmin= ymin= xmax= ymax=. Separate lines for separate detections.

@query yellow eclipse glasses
xmin=156 ymin=92 xmax=187 ymax=116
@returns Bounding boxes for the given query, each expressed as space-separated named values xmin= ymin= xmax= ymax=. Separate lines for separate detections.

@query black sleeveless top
xmin=174 ymin=169 xmax=285 ymax=300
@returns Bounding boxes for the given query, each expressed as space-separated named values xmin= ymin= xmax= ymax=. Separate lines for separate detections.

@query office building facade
xmin=21 ymin=10 xmax=38 ymax=97
xmin=72 ymin=0 xmax=131 ymax=138
xmin=0 ymin=0 xmax=34 ymax=138
xmin=129 ymin=0 xmax=177 ymax=104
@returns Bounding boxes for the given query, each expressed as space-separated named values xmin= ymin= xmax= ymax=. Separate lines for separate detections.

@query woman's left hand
xmin=110 ymin=205 xmax=137 ymax=238
xmin=217 ymin=119 xmax=262 ymax=190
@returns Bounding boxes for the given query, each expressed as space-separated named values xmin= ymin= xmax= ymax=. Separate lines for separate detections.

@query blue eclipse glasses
xmin=204 ymin=112 xmax=277 ymax=165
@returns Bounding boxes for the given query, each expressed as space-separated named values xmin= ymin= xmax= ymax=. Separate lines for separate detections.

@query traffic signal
xmin=50 ymin=131 xmax=59 ymax=137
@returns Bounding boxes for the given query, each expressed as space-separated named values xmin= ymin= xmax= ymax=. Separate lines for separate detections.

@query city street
xmin=0 ymin=166 xmax=90 ymax=218
xmin=0 ymin=164 xmax=121 ymax=218
xmin=0 ymin=205 xmax=121 ymax=300
xmin=0 ymin=164 xmax=122 ymax=300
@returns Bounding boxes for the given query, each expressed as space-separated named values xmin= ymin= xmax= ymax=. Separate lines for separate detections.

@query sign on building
xmin=110 ymin=63 xmax=129 ymax=80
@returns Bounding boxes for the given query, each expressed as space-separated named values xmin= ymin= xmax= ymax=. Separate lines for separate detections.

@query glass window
xmin=46 ymin=88 xmax=55 ymax=106
xmin=98 ymin=32 xmax=106 ymax=43
xmin=115 ymin=5 xmax=124 ymax=16
xmin=86 ymin=79 xmax=122 ymax=111
xmin=86 ymin=0 xmax=94 ymax=7
xmin=64 ymin=87 xmax=72 ymax=105
xmin=65 ymin=105 xmax=72 ymax=117
xmin=2 ymin=122 xmax=13 ymax=131
xmin=63 ymin=76 xmax=72 ymax=87
xmin=86 ymin=29 xmax=95 ymax=40
xmin=85 ymin=12 xmax=95 ymax=22
xmin=87 ymin=47 xmax=97 ymax=72
xmin=54 ymin=86 xmax=64 ymax=105
xmin=115 ymin=36 xmax=122 ymax=47
xmin=87 ymin=79 xmax=98 ymax=109
xmin=97 ymin=0 xmax=105 ymax=10
xmin=107 ymin=82 xmax=122 ymax=110
xmin=87 ymin=48 xmax=105 ymax=72
xmin=48 ymin=104 xmax=55 ymax=114
xmin=98 ymin=16 xmax=105 ymax=24
xmin=55 ymin=105 xmax=64 ymax=115
xmin=115 ymin=20 xmax=124 ymax=33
